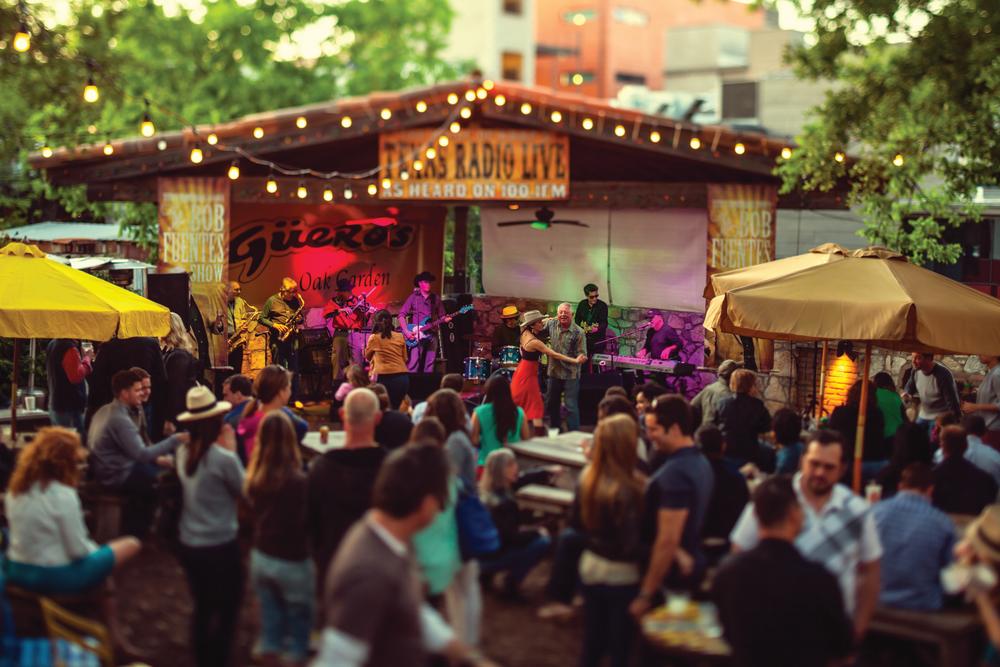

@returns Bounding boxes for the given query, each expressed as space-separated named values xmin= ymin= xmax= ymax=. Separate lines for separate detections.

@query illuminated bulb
xmin=689 ymin=137 xmax=701 ymax=150
xmin=207 ymin=133 xmax=218 ymax=145
xmin=227 ymin=161 xmax=240 ymax=180
xmin=416 ymin=100 xmax=428 ymax=113
xmin=734 ymin=142 xmax=746 ymax=155
xmin=483 ymin=80 xmax=495 ymax=91
xmin=413 ymin=160 xmax=424 ymax=171
xmin=41 ymin=145 xmax=53 ymax=158
xmin=494 ymin=94 xmax=506 ymax=106
xmin=253 ymin=126 xmax=264 ymax=139
xmin=425 ymin=147 xmax=437 ymax=159
xmin=550 ymin=110 xmax=562 ymax=123
xmin=614 ymin=124 xmax=626 ymax=137
xmin=893 ymin=153 xmax=904 ymax=167
xmin=449 ymin=121 xmax=461 ymax=134
xmin=296 ymin=116 xmax=307 ymax=129
xmin=447 ymin=93 xmax=459 ymax=105
xmin=266 ymin=175 xmax=278 ymax=194
xmin=582 ymin=118 xmax=594 ymax=130
xmin=83 ymin=78 xmax=99 ymax=103
xmin=87 ymin=125 xmax=97 ymax=134
xmin=650 ymin=131 xmax=661 ymax=143
xmin=834 ymin=151 xmax=845 ymax=163
xmin=438 ymin=136 xmax=449 ymax=147
xmin=140 ymin=114 xmax=155 ymax=137
xmin=380 ymin=108 xmax=392 ymax=120
xmin=476 ymin=88 xmax=487 ymax=100
xmin=296 ymin=182 xmax=307 ymax=199
xmin=157 ymin=139 xmax=167 ymax=151
xmin=13 ymin=25 xmax=30 ymax=52
xmin=780 ymin=146 xmax=792 ymax=160
xmin=520 ymin=102 xmax=532 ymax=115
xmin=341 ymin=116 xmax=352 ymax=128
xmin=344 ymin=186 xmax=353 ymax=200
xmin=323 ymin=186 xmax=334 ymax=202
xmin=367 ymin=183 xmax=378 ymax=195
xmin=572 ymin=12 xmax=587 ymax=26
xmin=381 ymin=177 xmax=392 ymax=190
xmin=103 ymin=141 xmax=114 ymax=156
xmin=189 ymin=144 xmax=203 ymax=163
xmin=571 ymin=73 xmax=583 ymax=86
xmin=459 ymin=107 xmax=472 ymax=119
xmin=400 ymin=171 xmax=409 ymax=181
xmin=464 ymin=90 xmax=476 ymax=102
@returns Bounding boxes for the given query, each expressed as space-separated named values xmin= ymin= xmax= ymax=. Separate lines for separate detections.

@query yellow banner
xmin=379 ymin=129 xmax=569 ymax=200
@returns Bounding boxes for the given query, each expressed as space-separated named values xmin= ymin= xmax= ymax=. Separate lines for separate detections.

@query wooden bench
xmin=515 ymin=484 xmax=573 ymax=516
xmin=868 ymin=605 xmax=982 ymax=667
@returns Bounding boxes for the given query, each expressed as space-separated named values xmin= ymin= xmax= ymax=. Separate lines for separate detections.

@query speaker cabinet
xmin=579 ymin=371 xmax=625 ymax=426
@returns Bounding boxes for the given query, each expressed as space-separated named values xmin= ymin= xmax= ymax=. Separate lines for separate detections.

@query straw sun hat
xmin=520 ymin=310 xmax=546 ymax=328
xmin=967 ymin=504 xmax=1000 ymax=564
xmin=176 ymin=385 xmax=231 ymax=423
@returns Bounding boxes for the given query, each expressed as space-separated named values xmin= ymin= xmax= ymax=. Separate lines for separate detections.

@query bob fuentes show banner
xmin=379 ymin=128 xmax=569 ymax=201
xmin=228 ymin=202 xmax=445 ymax=312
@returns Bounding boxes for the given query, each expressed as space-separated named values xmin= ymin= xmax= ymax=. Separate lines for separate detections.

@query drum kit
xmin=463 ymin=345 xmax=520 ymax=384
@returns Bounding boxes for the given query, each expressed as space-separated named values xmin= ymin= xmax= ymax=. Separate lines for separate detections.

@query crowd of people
xmin=8 ymin=312 xmax=1000 ymax=667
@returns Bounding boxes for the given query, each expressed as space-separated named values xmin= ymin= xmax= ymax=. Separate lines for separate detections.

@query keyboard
xmin=592 ymin=354 xmax=695 ymax=377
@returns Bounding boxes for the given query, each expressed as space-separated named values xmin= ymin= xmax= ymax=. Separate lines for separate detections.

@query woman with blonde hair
xmin=245 ymin=410 xmax=313 ymax=666
xmin=161 ymin=311 xmax=201 ymax=427
xmin=574 ymin=413 xmax=647 ymax=667
xmin=237 ymin=364 xmax=308 ymax=462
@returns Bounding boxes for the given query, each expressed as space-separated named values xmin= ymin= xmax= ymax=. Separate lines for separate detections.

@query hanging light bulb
xmin=780 ymin=146 xmax=793 ymax=160
xmin=296 ymin=182 xmax=308 ymax=199
xmin=40 ymin=144 xmax=53 ymax=158
xmin=413 ymin=159 xmax=425 ymax=171
xmin=447 ymin=93 xmax=459 ymax=105
xmin=380 ymin=108 xmax=392 ymax=120
xmin=296 ymin=116 xmax=308 ymax=129
xmin=253 ymin=126 xmax=264 ymax=139
xmin=449 ymin=121 xmax=461 ymax=134
xmin=266 ymin=170 xmax=278 ymax=194
xmin=581 ymin=118 xmax=594 ymax=131
xmin=834 ymin=151 xmax=845 ymax=163
xmin=344 ymin=186 xmax=354 ymax=200
xmin=734 ymin=142 xmax=746 ymax=155
xmin=893 ymin=153 xmax=904 ymax=167
xmin=494 ymin=94 xmax=506 ymax=107
xmin=227 ymin=161 xmax=240 ymax=180
xmin=13 ymin=23 xmax=30 ymax=52
xmin=140 ymin=114 xmax=155 ymax=138
xmin=83 ymin=76 xmax=99 ymax=103
xmin=464 ymin=90 xmax=476 ymax=102
xmin=650 ymin=131 xmax=661 ymax=143
xmin=476 ymin=88 xmax=487 ymax=100
xmin=520 ymin=102 xmax=532 ymax=115
xmin=483 ymin=80 xmax=495 ymax=91
xmin=438 ymin=136 xmax=450 ymax=147
xmin=103 ymin=140 xmax=114 ymax=156
xmin=614 ymin=124 xmax=626 ymax=137
xmin=323 ymin=185 xmax=334 ymax=201
xmin=400 ymin=171 xmax=410 ymax=181
xmin=689 ymin=136 xmax=702 ymax=150
xmin=381 ymin=177 xmax=392 ymax=190
xmin=416 ymin=100 xmax=428 ymax=113
xmin=189 ymin=144 xmax=203 ymax=163
xmin=367 ymin=183 xmax=378 ymax=195
xmin=207 ymin=133 xmax=218 ymax=145
xmin=459 ymin=107 xmax=472 ymax=119
xmin=341 ymin=116 xmax=352 ymax=128
xmin=157 ymin=139 xmax=168 ymax=151
xmin=550 ymin=110 xmax=562 ymax=123
xmin=425 ymin=147 xmax=437 ymax=160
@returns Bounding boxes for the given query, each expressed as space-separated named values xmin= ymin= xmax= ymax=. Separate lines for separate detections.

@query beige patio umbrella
xmin=713 ymin=246 xmax=1000 ymax=489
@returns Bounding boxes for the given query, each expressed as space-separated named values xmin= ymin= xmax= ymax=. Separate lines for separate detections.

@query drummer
xmin=492 ymin=304 xmax=521 ymax=353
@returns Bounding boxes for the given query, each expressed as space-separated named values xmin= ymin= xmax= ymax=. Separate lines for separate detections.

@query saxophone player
xmin=225 ymin=281 xmax=257 ymax=374
xmin=260 ymin=277 xmax=304 ymax=392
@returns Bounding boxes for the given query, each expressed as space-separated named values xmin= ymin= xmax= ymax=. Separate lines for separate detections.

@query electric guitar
xmin=404 ymin=305 xmax=473 ymax=348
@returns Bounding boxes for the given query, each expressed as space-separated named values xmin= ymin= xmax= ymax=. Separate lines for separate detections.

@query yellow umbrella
xmin=714 ymin=246 xmax=1000 ymax=489
xmin=704 ymin=242 xmax=850 ymax=299
xmin=0 ymin=242 xmax=170 ymax=439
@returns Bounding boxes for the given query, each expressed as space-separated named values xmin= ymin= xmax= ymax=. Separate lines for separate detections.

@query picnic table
xmin=300 ymin=430 xmax=346 ymax=456
xmin=0 ymin=408 xmax=50 ymax=434
xmin=508 ymin=431 xmax=588 ymax=480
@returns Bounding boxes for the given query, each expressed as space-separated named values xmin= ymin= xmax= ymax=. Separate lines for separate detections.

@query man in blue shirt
xmin=873 ymin=462 xmax=956 ymax=610
xmin=631 ymin=395 xmax=714 ymax=619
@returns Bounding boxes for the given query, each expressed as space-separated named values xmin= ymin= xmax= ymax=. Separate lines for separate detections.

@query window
xmin=721 ymin=81 xmax=757 ymax=120
xmin=613 ymin=6 xmax=649 ymax=26
xmin=615 ymin=72 xmax=646 ymax=85
xmin=560 ymin=71 xmax=595 ymax=86
xmin=562 ymin=9 xmax=597 ymax=26
xmin=503 ymin=0 xmax=522 ymax=15
xmin=502 ymin=51 xmax=523 ymax=81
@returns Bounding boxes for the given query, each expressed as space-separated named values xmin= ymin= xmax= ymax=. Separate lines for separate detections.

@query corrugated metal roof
xmin=0 ymin=222 xmax=126 ymax=242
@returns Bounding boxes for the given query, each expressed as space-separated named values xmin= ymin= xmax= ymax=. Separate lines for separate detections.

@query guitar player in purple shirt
xmin=397 ymin=271 xmax=450 ymax=373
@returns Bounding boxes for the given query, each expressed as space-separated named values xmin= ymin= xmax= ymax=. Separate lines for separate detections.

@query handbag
xmin=454 ymin=480 xmax=500 ymax=558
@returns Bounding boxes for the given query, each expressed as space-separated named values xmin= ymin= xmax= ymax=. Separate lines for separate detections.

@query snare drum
xmin=499 ymin=345 xmax=521 ymax=368
xmin=463 ymin=357 xmax=491 ymax=383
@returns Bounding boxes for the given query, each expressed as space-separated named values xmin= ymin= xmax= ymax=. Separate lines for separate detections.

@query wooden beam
xmin=452 ymin=205 xmax=469 ymax=293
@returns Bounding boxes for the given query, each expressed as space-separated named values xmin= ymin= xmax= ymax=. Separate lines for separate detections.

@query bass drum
xmin=463 ymin=357 xmax=491 ymax=384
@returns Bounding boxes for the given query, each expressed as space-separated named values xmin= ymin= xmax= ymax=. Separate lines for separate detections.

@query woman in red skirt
xmin=511 ymin=310 xmax=588 ymax=434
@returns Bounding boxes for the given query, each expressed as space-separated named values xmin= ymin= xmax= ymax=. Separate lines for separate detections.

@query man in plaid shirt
xmin=730 ymin=429 xmax=882 ymax=643
xmin=545 ymin=303 xmax=587 ymax=432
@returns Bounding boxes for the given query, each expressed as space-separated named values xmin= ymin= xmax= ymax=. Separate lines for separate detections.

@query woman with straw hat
xmin=511 ymin=310 xmax=587 ymax=434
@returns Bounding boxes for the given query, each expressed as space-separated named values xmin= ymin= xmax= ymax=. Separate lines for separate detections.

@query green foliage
xmin=0 ymin=0 xmax=463 ymax=251
xmin=773 ymin=0 xmax=1000 ymax=265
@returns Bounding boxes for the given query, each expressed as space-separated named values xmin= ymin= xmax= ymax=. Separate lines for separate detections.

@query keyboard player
xmin=637 ymin=309 xmax=683 ymax=362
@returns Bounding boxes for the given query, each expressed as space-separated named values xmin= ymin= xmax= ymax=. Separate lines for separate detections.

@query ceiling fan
xmin=497 ymin=206 xmax=588 ymax=230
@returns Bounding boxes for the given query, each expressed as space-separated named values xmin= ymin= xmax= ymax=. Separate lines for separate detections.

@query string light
xmin=464 ymin=90 xmax=476 ymax=102
xmin=296 ymin=181 xmax=307 ymax=199
xmin=266 ymin=172 xmax=278 ymax=194
xmin=550 ymin=110 xmax=562 ymax=123
xmin=459 ymin=107 xmax=472 ymax=119
xmin=157 ymin=139 xmax=167 ymax=151
xmin=140 ymin=101 xmax=155 ymax=138
xmin=483 ymin=80 xmax=495 ymax=91
xmin=614 ymin=124 xmax=626 ymax=137
xmin=252 ymin=126 xmax=264 ymax=139
xmin=296 ymin=116 xmax=308 ymax=129
xmin=227 ymin=161 xmax=240 ymax=180
xmin=438 ymin=136 xmax=449 ymax=147
xmin=13 ymin=23 xmax=30 ymax=53
xmin=476 ymin=88 xmax=487 ymax=100
xmin=367 ymin=183 xmax=378 ymax=195
xmin=582 ymin=118 xmax=594 ymax=130
xmin=40 ymin=145 xmax=53 ymax=158
xmin=494 ymin=94 xmax=506 ymax=106
xmin=447 ymin=93 xmax=459 ymax=105
xmin=323 ymin=185 xmax=334 ymax=201
xmin=380 ymin=108 xmax=392 ymax=120
xmin=413 ymin=159 xmax=425 ymax=171
xmin=207 ymin=133 xmax=218 ymax=145
xmin=103 ymin=140 xmax=114 ymax=156
xmin=189 ymin=143 xmax=203 ymax=163
xmin=734 ymin=142 xmax=746 ymax=155
xmin=400 ymin=170 xmax=410 ymax=181
xmin=571 ymin=73 xmax=584 ymax=86
xmin=520 ymin=102 xmax=532 ymax=115
xmin=381 ymin=177 xmax=392 ymax=189
xmin=690 ymin=136 xmax=702 ymax=150
xmin=425 ymin=147 xmax=437 ymax=159
xmin=834 ymin=151 xmax=845 ymax=163
xmin=781 ymin=147 xmax=792 ymax=159
xmin=893 ymin=153 xmax=904 ymax=167
xmin=650 ymin=131 xmax=661 ymax=143
xmin=83 ymin=75 xmax=99 ymax=103
xmin=344 ymin=186 xmax=354 ymax=200
xmin=449 ymin=121 xmax=461 ymax=134
xmin=341 ymin=116 xmax=352 ymax=128
xmin=416 ymin=100 xmax=428 ymax=113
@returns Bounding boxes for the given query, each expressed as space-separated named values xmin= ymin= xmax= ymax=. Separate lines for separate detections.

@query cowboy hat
xmin=176 ymin=385 xmax=232 ymax=423
xmin=501 ymin=305 xmax=520 ymax=319
xmin=967 ymin=504 xmax=1000 ymax=564
xmin=520 ymin=310 xmax=546 ymax=328
xmin=413 ymin=271 xmax=436 ymax=286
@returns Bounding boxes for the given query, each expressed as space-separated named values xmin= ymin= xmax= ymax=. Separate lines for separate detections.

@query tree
xmin=0 ymin=0 xmax=463 ymax=254
xmin=775 ymin=0 xmax=1000 ymax=265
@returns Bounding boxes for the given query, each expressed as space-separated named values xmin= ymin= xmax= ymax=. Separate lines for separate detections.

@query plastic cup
xmin=319 ymin=426 xmax=329 ymax=444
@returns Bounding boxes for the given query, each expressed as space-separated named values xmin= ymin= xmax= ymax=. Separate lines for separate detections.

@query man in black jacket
xmin=85 ymin=336 xmax=167 ymax=440
xmin=933 ymin=425 xmax=998 ymax=515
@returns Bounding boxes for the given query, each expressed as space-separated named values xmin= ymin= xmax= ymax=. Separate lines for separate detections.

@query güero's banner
xmin=228 ymin=203 xmax=446 ymax=315
xmin=379 ymin=129 xmax=569 ymax=201
xmin=157 ymin=177 xmax=229 ymax=367
xmin=706 ymin=183 xmax=778 ymax=371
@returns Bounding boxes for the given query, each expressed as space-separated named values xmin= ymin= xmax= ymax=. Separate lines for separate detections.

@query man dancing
xmin=545 ymin=303 xmax=587 ymax=432
xmin=260 ymin=277 xmax=304 ymax=389
xmin=398 ymin=271 xmax=450 ymax=373
xmin=323 ymin=278 xmax=360 ymax=382
xmin=225 ymin=280 xmax=256 ymax=375
xmin=575 ymin=283 xmax=608 ymax=364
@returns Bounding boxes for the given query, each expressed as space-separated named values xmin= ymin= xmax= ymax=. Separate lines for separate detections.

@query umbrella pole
xmin=853 ymin=342 xmax=873 ymax=493
xmin=816 ymin=341 xmax=829 ymax=422
xmin=10 ymin=337 xmax=19 ymax=442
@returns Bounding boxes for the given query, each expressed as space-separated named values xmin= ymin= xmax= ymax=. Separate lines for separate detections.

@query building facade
xmin=442 ymin=0 xmax=536 ymax=84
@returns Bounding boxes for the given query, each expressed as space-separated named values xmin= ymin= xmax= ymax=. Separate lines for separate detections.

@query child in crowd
xmin=334 ymin=364 xmax=369 ymax=403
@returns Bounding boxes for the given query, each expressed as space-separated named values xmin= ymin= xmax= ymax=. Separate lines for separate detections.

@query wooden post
xmin=816 ymin=341 xmax=829 ymax=421
xmin=852 ymin=342 xmax=873 ymax=493
xmin=10 ymin=337 xmax=19 ymax=442
xmin=452 ymin=205 xmax=469 ymax=293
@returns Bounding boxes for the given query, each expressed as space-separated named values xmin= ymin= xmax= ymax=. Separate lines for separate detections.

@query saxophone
xmin=277 ymin=294 xmax=306 ymax=342
xmin=227 ymin=304 xmax=261 ymax=352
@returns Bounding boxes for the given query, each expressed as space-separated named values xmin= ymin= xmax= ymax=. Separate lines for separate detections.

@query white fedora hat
xmin=176 ymin=385 xmax=232 ymax=423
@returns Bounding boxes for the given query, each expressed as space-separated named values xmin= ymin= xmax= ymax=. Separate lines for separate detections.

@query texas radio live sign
xmin=379 ymin=129 xmax=569 ymax=201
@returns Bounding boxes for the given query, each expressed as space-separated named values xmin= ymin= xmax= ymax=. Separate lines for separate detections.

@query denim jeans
xmin=479 ymin=532 xmax=551 ymax=589
xmin=250 ymin=549 xmax=315 ymax=662
xmin=49 ymin=409 xmax=84 ymax=434
xmin=546 ymin=527 xmax=586 ymax=604
xmin=580 ymin=583 xmax=639 ymax=667
xmin=178 ymin=539 xmax=244 ymax=667
xmin=546 ymin=377 xmax=580 ymax=432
